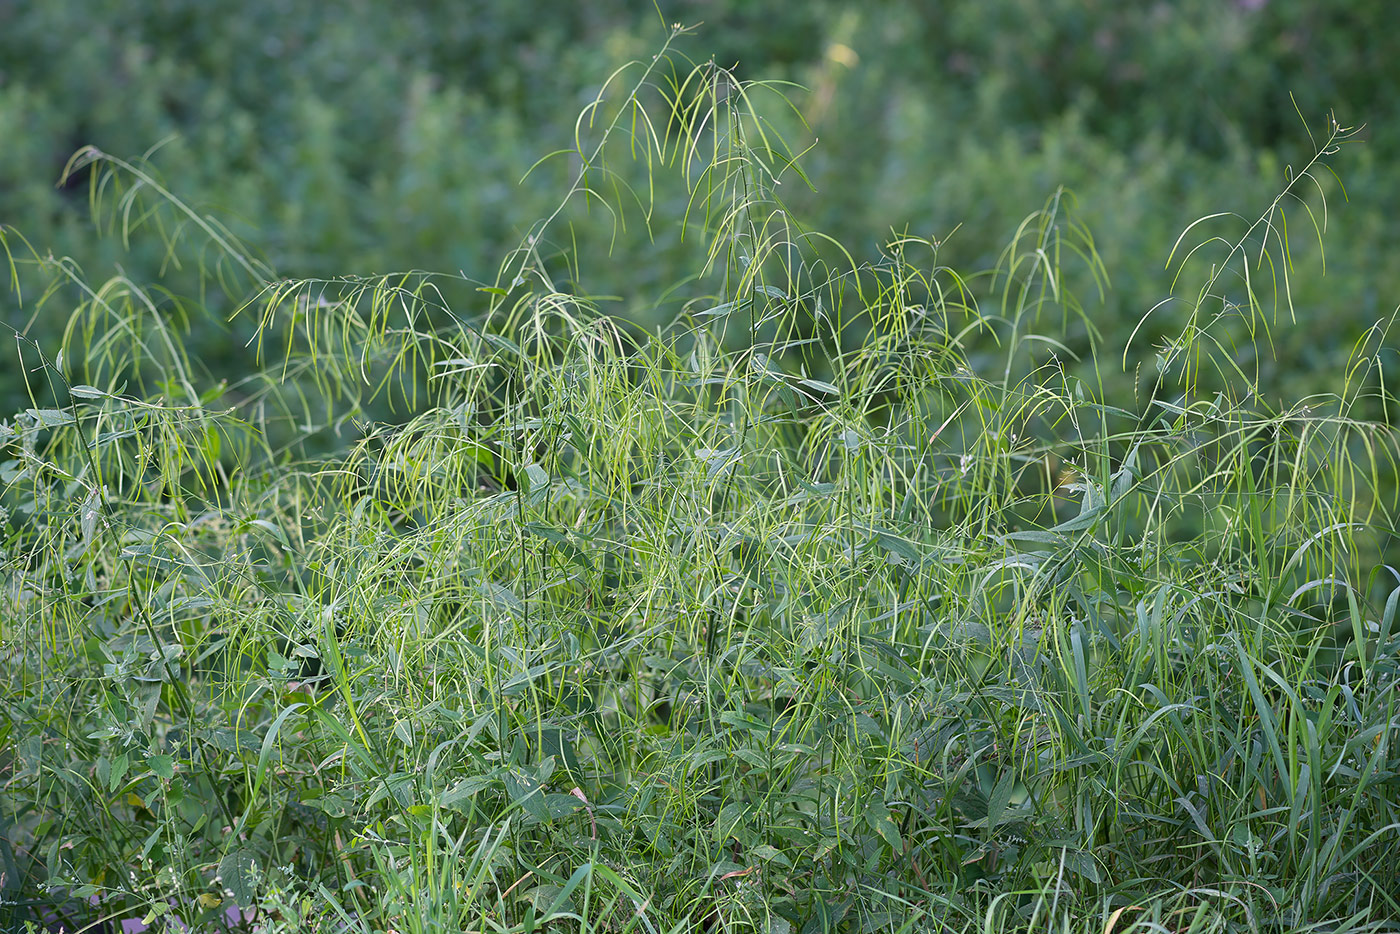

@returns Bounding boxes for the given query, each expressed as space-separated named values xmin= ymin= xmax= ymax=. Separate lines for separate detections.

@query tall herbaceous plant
xmin=2 ymin=24 xmax=1397 ymax=934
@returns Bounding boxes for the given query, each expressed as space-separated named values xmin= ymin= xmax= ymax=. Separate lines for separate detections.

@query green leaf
xmin=1001 ymin=529 xmax=1061 ymax=546
xmin=218 ymin=848 xmax=259 ymax=908
xmin=504 ymin=768 xmax=550 ymax=822
xmin=870 ymin=528 xmax=920 ymax=565
xmin=483 ymin=333 xmax=522 ymax=356
xmin=440 ymin=772 xmax=498 ymax=812
xmin=205 ymin=728 xmax=259 ymax=755
xmin=537 ymin=727 xmax=580 ymax=775
xmin=247 ymin=519 xmax=291 ymax=550
xmin=1061 ymin=847 xmax=1102 ymax=883
xmin=251 ymin=704 xmax=306 ymax=800
xmin=864 ymin=799 xmax=902 ymax=851
xmin=1050 ymin=504 xmax=1107 ymax=534
xmin=719 ymin=710 xmax=769 ymax=732
xmin=479 ymin=580 xmax=524 ymax=618
xmin=523 ymin=463 xmax=549 ymax=492
xmin=147 ymin=755 xmax=175 ymax=780
xmin=750 ymin=844 xmax=791 ymax=866
xmin=732 ymin=747 xmax=768 ymax=768
xmin=853 ymin=713 xmax=885 ymax=741
xmin=985 ymin=769 xmax=1017 ymax=833
xmin=749 ymin=351 xmax=784 ymax=378
xmin=109 ymin=752 xmax=129 ymax=792
xmin=798 ymin=378 xmax=839 ymax=396
xmin=90 ymin=428 xmax=138 ymax=448
xmin=1111 ymin=444 xmax=1140 ymax=500
xmin=139 ymin=826 xmax=163 ymax=862
xmin=26 ymin=408 xmax=75 ymax=427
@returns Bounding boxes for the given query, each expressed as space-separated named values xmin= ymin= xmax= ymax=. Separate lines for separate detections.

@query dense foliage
xmin=3 ymin=8 xmax=1400 ymax=934
xmin=2 ymin=1 xmax=1399 ymax=409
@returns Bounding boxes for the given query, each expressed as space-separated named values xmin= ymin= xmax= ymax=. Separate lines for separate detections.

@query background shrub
xmin=2 ymin=1 xmax=1397 ymax=412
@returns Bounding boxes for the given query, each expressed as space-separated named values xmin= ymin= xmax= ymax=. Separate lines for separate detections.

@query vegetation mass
xmin=3 ymin=10 xmax=1400 ymax=934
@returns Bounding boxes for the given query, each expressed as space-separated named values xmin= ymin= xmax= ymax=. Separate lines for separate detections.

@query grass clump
xmin=3 ymin=27 xmax=1399 ymax=934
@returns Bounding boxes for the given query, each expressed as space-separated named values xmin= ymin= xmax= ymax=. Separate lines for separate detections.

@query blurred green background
xmin=2 ymin=0 xmax=1396 ymax=413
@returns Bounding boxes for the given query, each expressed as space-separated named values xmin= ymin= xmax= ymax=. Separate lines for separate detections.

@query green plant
xmin=2 ymin=22 xmax=1399 ymax=934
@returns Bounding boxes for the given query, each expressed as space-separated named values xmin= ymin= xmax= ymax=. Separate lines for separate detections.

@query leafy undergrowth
xmin=3 ymin=28 xmax=1399 ymax=934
